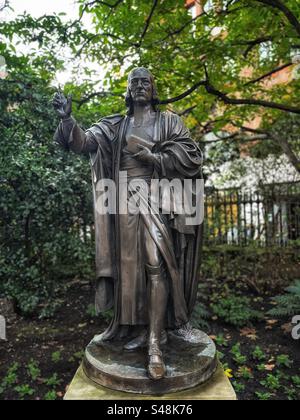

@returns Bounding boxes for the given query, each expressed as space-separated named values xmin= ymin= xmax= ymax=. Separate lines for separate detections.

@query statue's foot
xmin=124 ymin=330 xmax=168 ymax=352
xmin=171 ymin=323 xmax=205 ymax=344
xmin=148 ymin=351 xmax=166 ymax=380
xmin=124 ymin=330 xmax=148 ymax=351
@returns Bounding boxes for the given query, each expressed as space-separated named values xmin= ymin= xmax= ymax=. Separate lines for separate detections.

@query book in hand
xmin=126 ymin=134 xmax=154 ymax=155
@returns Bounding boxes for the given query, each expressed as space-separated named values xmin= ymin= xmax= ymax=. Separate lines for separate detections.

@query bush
xmin=201 ymin=246 xmax=300 ymax=293
xmin=211 ymin=295 xmax=263 ymax=328
xmin=0 ymin=59 xmax=94 ymax=316
xmin=268 ymin=280 xmax=300 ymax=318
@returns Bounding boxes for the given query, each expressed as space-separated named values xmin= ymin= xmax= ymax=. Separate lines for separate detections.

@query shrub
xmin=268 ymin=280 xmax=300 ymax=318
xmin=211 ymin=295 xmax=263 ymax=328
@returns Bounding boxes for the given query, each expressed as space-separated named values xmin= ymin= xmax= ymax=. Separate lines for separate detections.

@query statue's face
xmin=128 ymin=70 xmax=153 ymax=105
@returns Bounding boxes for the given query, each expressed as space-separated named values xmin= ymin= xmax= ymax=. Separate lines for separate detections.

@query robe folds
xmin=54 ymin=111 xmax=203 ymax=337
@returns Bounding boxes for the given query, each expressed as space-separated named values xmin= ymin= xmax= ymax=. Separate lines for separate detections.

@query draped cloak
xmin=54 ymin=111 xmax=203 ymax=338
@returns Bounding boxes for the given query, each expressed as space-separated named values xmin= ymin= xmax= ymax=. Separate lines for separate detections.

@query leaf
xmin=240 ymin=327 xmax=258 ymax=341
xmin=281 ymin=323 xmax=293 ymax=334
xmin=266 ymin=319 xmax=278 ymax=326
xmin=264 ymin=364 xmax=275 ymax=372
xmin=224 ymin=369 xmax=233 ymax=379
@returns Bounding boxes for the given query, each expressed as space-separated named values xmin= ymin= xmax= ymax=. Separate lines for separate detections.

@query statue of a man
xmin=53 ymin=68 xmax=203 ymax=381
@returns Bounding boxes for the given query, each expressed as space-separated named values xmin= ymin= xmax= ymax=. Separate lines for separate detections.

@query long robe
xmin=54 ymin=110 xmax=203 ymax=337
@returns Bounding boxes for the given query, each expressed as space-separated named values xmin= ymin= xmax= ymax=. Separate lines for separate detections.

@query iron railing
xmin=204 ymin=182 xmax=300 ymax=247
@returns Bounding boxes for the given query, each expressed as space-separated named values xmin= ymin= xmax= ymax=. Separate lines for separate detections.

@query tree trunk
xmin=271 ymin=133 xmax=300 ymax=174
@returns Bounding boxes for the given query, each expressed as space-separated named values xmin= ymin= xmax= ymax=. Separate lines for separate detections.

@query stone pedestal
xmin=64 ymin=363 xmax=236 ymax=400
xmin=83 ymin=331 xmax=217 ymax=395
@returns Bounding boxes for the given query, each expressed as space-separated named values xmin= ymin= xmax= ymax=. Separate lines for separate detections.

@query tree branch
xmin=75 ymin=32 xmax=138 ymax=57
xmin=201 ymin=124 xmax=300 ymax=173
xmin=236 ymin=125 xmax=300 ymax=173
xmin=64 ymin=0 xmax=124 ymax=34
xmin=84 ymin=0 xmax=124 ymax=9
xmin=200 ymin=132 xmax=269 ymax=145
xmin=160 ymin=77 xmax=300 ymax=114
xmin=0 ymin=0 xmax=9 ymax=12
xmin=204 ymin=81 xmax=300 ymax=114
xmin=160 ymin=81 xmax=206 ymax=105
xmin=234 ymin=36 xmax=274 ymax=58
xmin=177 ymin=105 xmax=198 ymax=117
xmin=157 ymin=13 xmax=204 ymax=44
xmin=244 ymin=62 xmax=293 ymax=86
xmin=271 ymin=132 xmax=300 ymax=173
xmin=255 ymin=0 xmax=300 ymax=37
xmin=139 ymin=0 xmax=159 ymax=45
xmin=73 ymin=90 xmax=124 ymax=107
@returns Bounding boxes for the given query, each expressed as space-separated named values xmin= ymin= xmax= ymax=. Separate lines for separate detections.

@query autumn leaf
xmin=264 ymin=364 xmax=275 ymax=372
xmin=281 ymin=323 xmax=293 ymax=334
xmin=265 ymin=319 xmax=279 ymax=330
xmin=240 ymin=327 xmax=258 ymax=341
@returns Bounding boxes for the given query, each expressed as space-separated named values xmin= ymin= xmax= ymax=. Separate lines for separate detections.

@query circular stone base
xmin=83 ymin=331 xmax=217 ymax=395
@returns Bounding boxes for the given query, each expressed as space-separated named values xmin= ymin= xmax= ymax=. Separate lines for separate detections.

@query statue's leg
xmin=145 ymin=226 xmax=169 ymax=380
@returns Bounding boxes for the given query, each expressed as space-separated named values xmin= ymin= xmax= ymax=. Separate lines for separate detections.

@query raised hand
xmin=52 ymin=92 xmax=72 ymax=119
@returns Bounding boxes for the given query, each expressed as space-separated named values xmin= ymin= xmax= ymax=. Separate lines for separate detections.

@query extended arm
xmin=53 ymin=92 xmax=98 ymax=154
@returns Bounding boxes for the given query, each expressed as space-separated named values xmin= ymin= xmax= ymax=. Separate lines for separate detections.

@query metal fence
xmin=204 ymin=182 xmax=300 ymax=247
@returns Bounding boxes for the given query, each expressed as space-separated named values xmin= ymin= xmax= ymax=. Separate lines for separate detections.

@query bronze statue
xmin=53 ymin=68 xmax=212 ymax=392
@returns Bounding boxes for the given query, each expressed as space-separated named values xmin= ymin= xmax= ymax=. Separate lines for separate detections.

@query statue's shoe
xmin=147 ymin=353 xmax=166 ymax=380
xmin=123 ymin=330 xmax=148 ymax=351
xmin=124 ymin=330 xmax=168 ymax=352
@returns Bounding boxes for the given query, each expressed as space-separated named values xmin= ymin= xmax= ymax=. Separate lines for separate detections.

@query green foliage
xmin=27 ymin=360 xmax=41 ymax=381
xmin=214 ymin=334 xmax=229 ymax=348
xmin=0 ymin=354 xmax=64 ymax=400
xmin=1 ymin=0 xmax=299 ymax=167
xmin=230 ymin=343 xmax=247 ymax=365
xmin=0 ymin=38 xmax=94 ymax=315
xmin=260 ymin=374 xmax=281 ymax=391
xmin=292 ymin=376 xmax=300 ymax=388
xmin=276 ymin=355 xmax=293 ymax=369
xmin=191 ymin=302 xmax=210 ymax=330
xmin=100 ymin=309 xmax=114 ymax=323
xmin=283 ymin=386 xmax=298 ymax=401
xmin=211 ymin=295 xmax=263 ymax=328
xmin=44 ymin=373 xmax=61 ymax=388
xmin=237 ymin=366 xmax=254 ymax=380
xmin=252 ymin=346 xmax=266 ymax=362
xmin=44 ymin=390 xmax=57 ymax=401
xmin=51 ymin=351 xmax=62 ymax=363
xmin=0 ymin=363 xmax=19 ymax=394
xmin=86 ymin=304 xmax=97 ymax=318
xmin=268 ymin=280 xmax=300 ymax=318
xmin=202 ymin=246 xmax=300 ymax=293
xmin=232 ymin=381 xmax=245 ymax=393
xmin=257 ymin=363 xmax=267 ymax=372
xmin=14 ymin=384 xmax=35 ymax=399
xmin=255 ymin=391 xmax=272 ymax=400
xmin=68 ymin=350 xmax=85 ymax=363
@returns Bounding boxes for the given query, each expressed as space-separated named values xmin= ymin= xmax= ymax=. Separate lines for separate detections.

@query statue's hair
xmin=125 ymin=67 xmax=160 ymax=115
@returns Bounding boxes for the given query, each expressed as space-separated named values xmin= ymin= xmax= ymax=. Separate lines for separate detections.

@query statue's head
xmin=125 ymin=67 xmax=159 ymax=115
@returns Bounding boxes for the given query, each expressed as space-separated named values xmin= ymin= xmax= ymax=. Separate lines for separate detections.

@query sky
xmin=1 ymin=1 xmax=103 ymax=86
xmin=6 ymin=0 xmax=78 ymax=20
